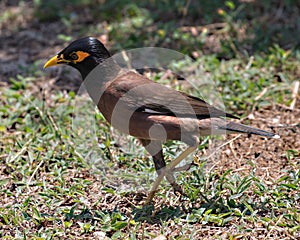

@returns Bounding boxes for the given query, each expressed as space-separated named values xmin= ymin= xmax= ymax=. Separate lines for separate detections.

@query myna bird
xmin=44 ymin=37 xmax=279 ymax=204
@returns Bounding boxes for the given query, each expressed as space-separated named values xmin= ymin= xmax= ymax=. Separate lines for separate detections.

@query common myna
xmin=44 ymin=37 xmax=279 ymax=204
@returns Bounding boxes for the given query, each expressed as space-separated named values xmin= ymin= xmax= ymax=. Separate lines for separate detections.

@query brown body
xmin=96 ymin=70 xmax=275 ymax=145
xmin=98 ymin=71 xmax=199 ymax=145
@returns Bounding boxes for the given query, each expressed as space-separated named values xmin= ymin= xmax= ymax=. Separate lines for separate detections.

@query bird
xmin=44 ymin=37 xmax=279 ymax=204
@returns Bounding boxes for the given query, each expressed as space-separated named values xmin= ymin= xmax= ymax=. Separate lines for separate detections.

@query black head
xmin=44 ymin=37 xmax=111 ymax=79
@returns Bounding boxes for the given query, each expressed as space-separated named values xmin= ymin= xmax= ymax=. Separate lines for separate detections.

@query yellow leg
xmin=144 ymin=171 xmax=165 ymax=205
xmin=167 ymin=145 xmax=197 ymax=170
xmin=144 ymin=145 xmax=197 ymax=204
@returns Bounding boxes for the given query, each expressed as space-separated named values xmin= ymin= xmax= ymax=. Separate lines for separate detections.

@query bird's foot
xmin=167 ymin=161 xmax=199 ymax=197
xmin=143 ymin=172 xmax=165 ymax=205
xmin=165 ymin=171 xmax=186 ymax=197
xmin=144 ymin=160 xmax=198 ymax=205
xmin=144 ymin=190 xmax=156 ymax=206
xmin=170 ymin=181 xmax=185 ymax=196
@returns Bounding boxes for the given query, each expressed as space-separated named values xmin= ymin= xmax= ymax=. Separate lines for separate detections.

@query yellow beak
xmin=44 ymin=55 xmax=59 ymax=69
xmin=44 ymin=55 xmax=70 ymax=69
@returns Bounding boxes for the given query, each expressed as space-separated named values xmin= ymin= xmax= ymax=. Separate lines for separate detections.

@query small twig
xmin=277 ymin=103 xmax=300 ymax=112
xmin=0 ymin=154 xmax=8 ymax=159
xmin=121 ymin=50 xmax=132 ymax=69
xmin=229 ymin=140 xmax=239 ymax=161
xmin=181 ymin=0 xmax=191 ymax=17
xmin=199 ymin=134 xmax=242 ymax=165
xmin=290 ymin=81 xmax=299 ymax=110
xmin=254 ymin=83 xmax=279 ymax=102
xmin=152 ymin=235 xmax=167 ymax=240
xmin=27 ymin=158 xmax=44 ymax=192
xmin=9 ymin=136 xmax=34 ymax=163
xmin=159 ymin=69 xmax=173 ymax=81
xmin=269 ymin=123 xmax=299 ymax=128
xmin=265 ymin=215 xmax=287 ymax=240
xmin=231 ymin=167 xmax=248 ymax=173
xmin=255 ymin=87 xmax=268 ymax=101
xmin=245 ymin=56 xmax=254 ymax=70
xmin=45 ymin=109 xmax=59 ymax=132
xmin=67 ymin=137 xmax=86 ymax=162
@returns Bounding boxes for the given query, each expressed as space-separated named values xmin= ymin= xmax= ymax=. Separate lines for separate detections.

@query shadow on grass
xmin=129 ymin=192 xmax=272 ymax=225
xmin=132 ymin=204 xmax=182 ymax=224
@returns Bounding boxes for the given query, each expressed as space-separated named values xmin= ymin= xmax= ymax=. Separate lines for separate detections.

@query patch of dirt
xmin=0 ymin=1 xmax=84 ymax=84
xmin=205 ymin=104 xmax=299 ymax=181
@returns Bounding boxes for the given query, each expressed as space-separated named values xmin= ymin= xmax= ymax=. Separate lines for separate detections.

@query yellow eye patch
xmin=73 ymin=51 xmax=90 ymax=63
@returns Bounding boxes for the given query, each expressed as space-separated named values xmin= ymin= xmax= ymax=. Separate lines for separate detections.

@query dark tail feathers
xmin=220 ymin=122 xmax=280 ymax=139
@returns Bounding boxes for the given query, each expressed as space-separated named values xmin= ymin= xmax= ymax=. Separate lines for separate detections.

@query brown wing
xmin=109 ymin=71 xmax=238 ymax=119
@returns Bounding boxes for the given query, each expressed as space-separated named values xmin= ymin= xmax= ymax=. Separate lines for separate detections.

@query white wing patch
xmin=143 ymin=108 xmax=165 ymax=114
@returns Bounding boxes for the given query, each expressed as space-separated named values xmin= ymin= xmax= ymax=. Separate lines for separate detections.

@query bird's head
xmin=44 ymin=37 xmax=111 ymax=79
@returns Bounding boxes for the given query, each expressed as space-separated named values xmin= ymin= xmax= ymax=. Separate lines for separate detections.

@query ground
xmin=0 ymin=1 xmax=299 ymax=239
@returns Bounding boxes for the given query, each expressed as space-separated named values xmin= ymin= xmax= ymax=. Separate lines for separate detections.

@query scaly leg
xmin=139 ymin=139 xmax=180 ymax=202
xmin=144 ymin=144 xmax=198 ymax=204
xmin=167 ymin=145 xmax=198 ymax=170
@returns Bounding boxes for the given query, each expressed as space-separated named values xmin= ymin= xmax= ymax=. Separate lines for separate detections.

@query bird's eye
xmin=70 ymin=52 xmax=78 ymax=60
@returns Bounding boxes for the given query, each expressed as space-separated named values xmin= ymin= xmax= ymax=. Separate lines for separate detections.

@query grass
xmin=1 ymin=51 xmax=299 ymax=239
xmin=1 ymin=0 xmax=300 ymax=239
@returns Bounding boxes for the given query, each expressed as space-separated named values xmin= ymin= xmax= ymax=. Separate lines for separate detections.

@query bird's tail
xmin=218 ymin=121 xmax=280 ymax=139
